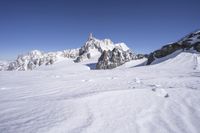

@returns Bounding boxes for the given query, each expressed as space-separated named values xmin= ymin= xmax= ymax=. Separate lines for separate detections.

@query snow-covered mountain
xmin=6 ymin=49 xmax=79 ymax=71
xmin=75 ymin=33 xmax=132 ymax=62
xmin=2 ymin=30 xmax=199 ymax=71
xmin=147 ymin=30 xmax=200 ymax=65
xmin=1 ymin=33 xmax=137 ymax=71
xmin=74 ymin=33 xmax=144 ymax=69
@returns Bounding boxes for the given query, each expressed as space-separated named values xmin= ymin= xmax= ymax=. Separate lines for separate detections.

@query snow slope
xmin=0 ymin=52 xmax=200 ymax=133
xmin=151 ymin=50 xmax=200 ymax=70
xmin=115 ymin=43 xmax=130 ymax=51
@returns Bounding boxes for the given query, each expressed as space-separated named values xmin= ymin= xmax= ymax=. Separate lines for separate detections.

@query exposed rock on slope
xmin=96 ymin=47 xmax=142 ymax=69
xmin=147 ymin=30 xmax=200 ymax=65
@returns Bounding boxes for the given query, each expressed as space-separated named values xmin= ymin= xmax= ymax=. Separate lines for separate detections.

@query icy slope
xmin=0 ymin=52 xmax=200 ymax=133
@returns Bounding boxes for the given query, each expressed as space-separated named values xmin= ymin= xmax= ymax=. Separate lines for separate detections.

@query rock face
xmin=96 ymin=47 xmax=139 ymax=69
xmin=74 ymin=33 xmax=132 ymax=63
xmin=6 ymin=49 xmax=79 ymax=71
xmin=147 ymin=30 xmax=200 ymax=65
xmin=75 ymin=33 xmax=116 ymax=62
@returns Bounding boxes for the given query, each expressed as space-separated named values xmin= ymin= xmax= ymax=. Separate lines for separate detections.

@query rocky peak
xmin=75 ymin=34 xmax=117 ymax=62
xmin=88 ymin=33 xmax=94 ymax=41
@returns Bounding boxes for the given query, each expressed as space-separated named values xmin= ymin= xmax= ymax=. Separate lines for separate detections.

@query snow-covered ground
xmin=0 ymin=51 xmax=200 ymax=133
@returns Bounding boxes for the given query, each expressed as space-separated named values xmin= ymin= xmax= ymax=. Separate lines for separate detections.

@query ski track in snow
xmin=0 ymin=52 xmax=200 ymax=133
xmin=194 ymin=54 xmax=200 ymax=70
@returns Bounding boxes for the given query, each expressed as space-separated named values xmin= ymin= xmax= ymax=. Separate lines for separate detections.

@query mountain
xmin=3 ymin=29 xmax=199 ymax=71
xmin=147 ymin=30 xmax=200 ymax=65
xmin=6 ymin=49 xmax=79 ymax=71
xmin=74 ymin=33 xmax=131 ymax=62
xmin=75 ymin=33 xmax=144 ymax=69
xmin=96 ymin=47 xmax=142 ymax=69
xmin=1 ymin=33 xmax=136 ymax=71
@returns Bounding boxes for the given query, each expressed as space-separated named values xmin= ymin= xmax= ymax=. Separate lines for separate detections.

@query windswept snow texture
xmin=0 ymin=52 xmax=200 ymax=133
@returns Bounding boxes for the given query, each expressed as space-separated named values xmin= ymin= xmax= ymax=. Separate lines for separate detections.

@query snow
xmin=100 ymin=39 xmax=115 ymax=51
xmin=0 ymin=51 xmax=200 ymax=133
xmin=115 ymin=43 xmax=130 ymax=51
xmin=87 ymin=48 xmax=101 ymax=58
xmin=151 ymin=50 xmax=182 ymax=65
xmin=116 ymin=58 xmax=147 ymax=69
xmin=0 ymin=60 xmax=9 ymax=71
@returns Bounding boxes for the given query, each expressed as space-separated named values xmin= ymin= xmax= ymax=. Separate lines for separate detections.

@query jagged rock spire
xmin=88 ymin=33 xmax=93 ymax=40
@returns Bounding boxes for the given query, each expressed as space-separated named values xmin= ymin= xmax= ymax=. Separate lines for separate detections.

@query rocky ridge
xmin=147 ymin=30 xmax=200 ymax=65
xmin=96 ymin=47 xmax=142 ymax=69
xmin=1 ymin=33 xmax=137 ymax=71
xmin=75 ymin=33 xmax=128 ymax=62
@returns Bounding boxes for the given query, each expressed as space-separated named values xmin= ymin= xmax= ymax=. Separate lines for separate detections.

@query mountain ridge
xmin=1 ymin=30 xmax=200 ymax=71
xmin=147 ymin=29 xmax=200 ymax=65
xmin=75 ymin=33 xmax=132 ymax=62
xmin=1 ymin=33 xmax=135 ymax=71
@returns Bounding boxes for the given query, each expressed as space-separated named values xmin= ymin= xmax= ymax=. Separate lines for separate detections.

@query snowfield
xmin=0 ymin=51 xmax=200 ymax=133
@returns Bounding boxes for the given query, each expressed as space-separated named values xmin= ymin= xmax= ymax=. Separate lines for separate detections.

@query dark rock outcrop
xmin=147 ymin=30 xmax=200 ymax=65
xmin=193 ymin=42 xmax=200 ymax=52
xmin=96 ymin=48 xmax=139 ymax=69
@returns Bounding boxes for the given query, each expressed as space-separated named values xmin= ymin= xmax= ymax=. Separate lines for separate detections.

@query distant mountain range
xmin=0 ymin=30 xmax=200 ymax=71
xmin=0 ymin=33 xmax=141 ymax=71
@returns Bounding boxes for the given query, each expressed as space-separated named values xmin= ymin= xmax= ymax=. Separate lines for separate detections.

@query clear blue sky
xmin=0 ymin=0 xmax=200 ymax=60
